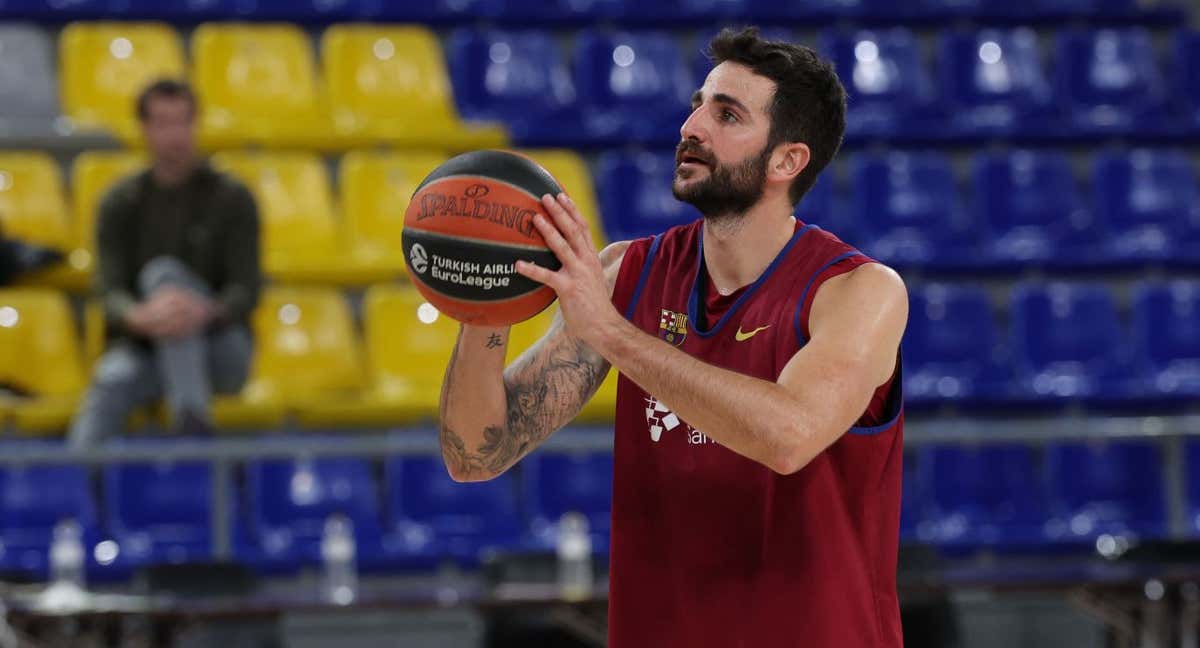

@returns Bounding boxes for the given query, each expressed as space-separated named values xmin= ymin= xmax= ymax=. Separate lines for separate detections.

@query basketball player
xmin=440 ymin=27 xmax=907 ymax=647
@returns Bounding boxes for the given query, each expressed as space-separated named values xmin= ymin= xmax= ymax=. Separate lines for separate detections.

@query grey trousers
xmin=68 ymin=257 xmax=252 ymax=447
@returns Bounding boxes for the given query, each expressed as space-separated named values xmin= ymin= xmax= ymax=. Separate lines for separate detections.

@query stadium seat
xmin=241 ymin=0 xmax=359 ymax=20
xmin=119 ymin=0 xmax=239 ymax=19
xmin=0 ymin=290 xmax=87 ymax=434
xmin=900 ymin=450 xmax=922 ymax=543
xmin=481 ymin=0 xmax=618 ymax=24
xmin=615 ymin=0 xmax=742 ymax=24
xmin=383 ymin=455 xmax=522 ymax=566
xmin=210 ymin=151 xmax=368 ymax=285
xmin=1054 ymin=29 xmax=1170 ymax=138
xmin=917 ymin=444 xmax=1046 ymax=549
xmin=904 ymin=284 xmax=1011 ymax=407
xmin=0 ymin=0 xmax=107 ymax=18
xmin=101 ymin=447 xmax=216 ymax=572
xmin=339 ymin=149 xmax=446 ymax=282
xmin=1132 ymin=281 xmax=1200 ymax=400
xmin=521 ymin=149 xmax=609 ymax=247
xmin=447 ymin=28 xmax=587 ymax=147
xmin=971 ymin=150 xmax=1098 ymax=269
xmin=1045 ymin=440 xmax=1165 ymax=543
xmin=0 ymin=152 xmax=76 ymax=285
xmin=1175 ymin=31 xmax=1200 ymax=133
xmin=848 ymin=152 xmax=975 ymax=269
xmin=821 ymin=28 xmax=939 ymax=142
xmin=60 ymin=22 xmax=186 ymax=144
xmin=938 ymin=29 xmax=1055 ymax=139
xmin=0 ymin=24 xmax=59 ymax=137
xmin=297 ymin=283 xmax=459 ymax=428
xmin=740 ymin=0 xmax=866 ymax=21
xmin=573 ymin=30 xmax=693 ymax=146
xmin=523 ymin=451 xmax=613 ymax=553
xmin=217 ymin=287 xmax=363 ymax=429
xmin=1009 ymin=282 xmax=1133 ymax=403
xmin=1186 ymin=439 xmax=1200 ymax=536
xmin=322 ymin=25 xmax=506 ymax=150
xmin=70 ymin=150 xmax=148 ymax=280
xmin=595 ymin=151 xmax=699 ymax=242
xmin=243 ymin=457 xmax=383 ymax=571
xmin=192 ymin=23 xmax=333 ymax=149
xmin=359 ymin=0 xmax=483 ymax=22
xmin=0 ymin=454 xmax=100 ymax=581
xmin=1091 ymin=149 xmax=1200 ymax=265
xmin=1033 ymin=0 xmax=1143 ymax=20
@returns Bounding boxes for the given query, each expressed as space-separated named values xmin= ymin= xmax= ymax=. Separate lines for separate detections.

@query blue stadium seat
xmin=918 ymin=444 xmax=1046 ymax=549
xmin=1187 ymin=440 xmax=1200 ymax=536
xmin=1054 ymin=29 xmax=1171 ymax=138
xmin=1092 ymin=149 xmax=1200 ymax=265
xmin=383 ymin=456 xmax=522 ymax=567
xmin=242 ymin=457 xmax=383 ymax=572
xmin=1132 ymin=281 xmax=1200 ymax=400
xmin=595 ymin=151 xmax=699 ymax=241
xmin=615 ymin=0 xmax=742 ymax=25
xmin=0 ymin=452 xmax=99 ymax=581
xmin=1009 ymin=282 xmax=1134 ymax=403
xmin=1174 ymin=31 xmax=1200 ymax=134
xmin=102 ymin=457 xmax=214 ymax=573
xmin=238 ymin=0 xmax=360 ymax=20
xmin=848 ymin=152 xmax=975 ymax=269
xmin=0 ymin=0 xmax=107 ymax=18
xmin=820 ymin=28 xmax=939 ymax=142
xmin=486 ymin=0 xmax=619 ymax=24
xmin=938 ymin=29 xmax=1055 ymax=139
xmin=900 ymin=450 xmax=922 ymax=543
xmin=971 ymin=150 xmax=1099 ymax=269
xmin=573 ymin=30 xmax=694 ymax=146
xmin=447 ymin=28 xmax=586 ymax=147
xmin=904 ymin=284 xmax=1011 ymax=407
xmin=1034 ymin=0 xmax=1141 ymax=19
xmin=118 ymin=0 xmax=238 ymax=18
xmin=359 ymin=0 xmax=482 ymax=22
xmin=524 ymin=452 xmax=613 ymax=554
xmin=1045 ymin=440 xmax=1165 ymax=543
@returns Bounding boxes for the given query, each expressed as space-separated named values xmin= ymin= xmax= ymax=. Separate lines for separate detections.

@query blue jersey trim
xmin=791 ymin=250 xmax=863 ymax=347
xmin=687 ymin=223 xmax=818 ymax=339
xmin=623 ymin=234 xmax=663 ymax=320
xmin=848 ymin=354 xmax=904 ymax=436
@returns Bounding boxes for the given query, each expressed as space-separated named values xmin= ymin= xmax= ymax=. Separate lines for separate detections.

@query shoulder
xmin=601 ymin=240 xmax=633 ymax=290
xmin=100 ymin=171 xmax=147 ymax=210
xmin=810 ymin=262 xmax=908 ymax=335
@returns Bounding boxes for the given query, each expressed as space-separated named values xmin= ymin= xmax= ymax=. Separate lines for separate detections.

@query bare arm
xmin=594 ymin=263 xmax=907 ymax=474
xmin=439 ymin=240 xmax=631 ymax=482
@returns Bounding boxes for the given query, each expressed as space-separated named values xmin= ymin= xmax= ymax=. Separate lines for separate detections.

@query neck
xmin=152 ymin=158 xmax=196 ymax=187
xmin=701 ymin=197 xmax=797 ymax=296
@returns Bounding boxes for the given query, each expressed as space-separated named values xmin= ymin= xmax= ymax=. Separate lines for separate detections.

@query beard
xmin=672 ymin=141 xmax=771 ymax=220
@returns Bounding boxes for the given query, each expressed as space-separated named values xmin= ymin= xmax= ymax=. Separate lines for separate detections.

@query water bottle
xmin=320 ymin=514 xmax=358 ymax=605
xmin=556 ymin=512 xmax=593 ymax=601
xmin=49 ymin=519 xmax=85 ymax=590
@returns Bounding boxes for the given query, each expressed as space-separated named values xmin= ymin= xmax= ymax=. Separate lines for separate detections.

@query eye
xmin=720 ymin=109 xmax=739 ymax=123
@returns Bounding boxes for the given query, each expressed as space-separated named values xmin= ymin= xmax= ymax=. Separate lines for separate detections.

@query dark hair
xmin=706 ymin=27 xmax=846 ymax=205
xmin=136 ymin=78 xmax=197 ymax=122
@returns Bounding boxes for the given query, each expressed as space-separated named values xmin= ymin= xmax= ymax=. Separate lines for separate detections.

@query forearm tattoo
xmin=440 ymin=336 xmax=605 ymax=479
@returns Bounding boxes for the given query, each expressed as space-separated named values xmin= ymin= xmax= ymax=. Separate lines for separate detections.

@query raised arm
xmin=438 ymin=240 xmax=631 ymax=482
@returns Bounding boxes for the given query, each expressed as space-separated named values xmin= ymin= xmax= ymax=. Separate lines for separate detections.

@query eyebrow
xmin=690 ymin=90 xmax=752 ymax=116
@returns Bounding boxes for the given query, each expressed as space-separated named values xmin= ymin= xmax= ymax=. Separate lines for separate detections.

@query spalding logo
xmin=409 ymin=243 xmax=428 ymax=274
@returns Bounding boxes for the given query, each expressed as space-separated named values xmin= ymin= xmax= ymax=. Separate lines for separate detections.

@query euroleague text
xmin=431 ymin=254 xmax=512 ymax=290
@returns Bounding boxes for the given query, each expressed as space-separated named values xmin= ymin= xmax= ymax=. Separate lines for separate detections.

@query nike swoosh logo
xmin=735 ymin=325 xmax=771 ymax=342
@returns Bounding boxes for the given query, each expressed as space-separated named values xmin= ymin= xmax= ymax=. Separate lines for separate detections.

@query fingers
xmin=514 ymin=259 xmax=559 ymax=290
xmin=531 ymin=211 xmax=575 ymax=265
xmin=556 ymin=193 xmax=593 ymax=246
xmin=542 ymin=193 xmax=591 ymax=253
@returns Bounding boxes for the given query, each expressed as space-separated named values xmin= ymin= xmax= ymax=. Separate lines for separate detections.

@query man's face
xmin=141 ymin=96 xmax=196 ymax=169
xmin=672 ymin=61 xmax=776 ymax=218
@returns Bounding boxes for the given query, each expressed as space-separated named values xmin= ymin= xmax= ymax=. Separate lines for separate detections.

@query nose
xmin=679 ymin=104 xmax=708 ymax=143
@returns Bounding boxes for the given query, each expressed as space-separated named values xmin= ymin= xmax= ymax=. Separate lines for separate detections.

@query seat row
xmin=905 ymin=281 xmax=1200 ymax=408
xmin=4 ymin=22 xmax=1200 ymax=150
xmin=0 ymin=148 xmax=605 ymax=289
xmin=0 ymin=283 xmax=617 ymax=435
xmin=452 ymin=26 xmax=1200 ymax=145
xmin=0 ymin=0 xmax=1183 ymax=25
xmin=0 ymin=443 xmax=613 ymax=580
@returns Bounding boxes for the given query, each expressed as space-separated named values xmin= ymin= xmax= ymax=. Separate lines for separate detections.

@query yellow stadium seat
xmin=295 ymin=283 xmax=460 ymax=427
xmin=60 ymin=22 xmax=186 ymax=143
xmin=0 ymin=152 xmax=83 ymax=289
xmin=0 ymin=289 xmax=87 ymax=435
xmin=521 ymin=149 xmax=609 ymax=248
xmin=192 ymin=23 xmax=333 ymax=149
xmin=339 ymin=150 xmax=446 ymax=281
xmin=322 ymin=25 xmax=507 ymax=149
xmin=215 ymin=287 xmax=364 ymax=429
xmin=211 ymin=151 xmax=372 ymax=285
xmin=70 ymin=151 xmax=148 ymax=278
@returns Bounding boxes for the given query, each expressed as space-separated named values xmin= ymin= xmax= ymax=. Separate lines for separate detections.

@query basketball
xmin=401 ymin=150 xmax=564 ymax=326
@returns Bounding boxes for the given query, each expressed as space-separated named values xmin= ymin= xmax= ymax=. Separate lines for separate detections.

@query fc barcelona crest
xmin=659 ymin=309 xmax=688 ymax=346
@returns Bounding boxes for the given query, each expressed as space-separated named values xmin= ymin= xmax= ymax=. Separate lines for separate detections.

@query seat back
xmin=1010 ymin=282 xmax=1124 ymax=385
xmin=362 ymin=283 xmax=459 ymax=403
xmin=595 ymin=150 xmax=698 ymax=242
xmin=1046 ymin=440 xmax=1163 ymax=536
xmin=822 ymin=28 xmax=933 ymax=113
xmin=0 ymin=151 xmax=72 ymax=250
xmin=521 ymin=149 xmax=607 ymax=246
xmin=0 ymin=24 xmax=57 ymax=123
xmin=0 ymin=290 xmax=85 ymax=396
xmin=71 ymin=151 xmax=148 ymax=252
xmin=1132 ymin=281 xmax=1200 ymax=376
xmin=340 ymin=149 xmax=446 ymax=266
xmin=1055 ymin=28 xmax=1166 ymax=121
xmin=573 ymin=30 xmax=692 ymax=114
xmin=448 ymin=28 xmax=575 ymax=120
xmin=60 ymin=22 xmax=185 ymax=137
xmin=1092 ymin=149 xmax=1197 ymax=244
xmin=246 ymin=457 xmax=379 ymax=539
xmin=103 ymin=459 xmax=211 ymax=534
xmin=386 ymin=455 xmax=520 ymax=537
xmin=939 ymin=28 xmax=1050 ymax=113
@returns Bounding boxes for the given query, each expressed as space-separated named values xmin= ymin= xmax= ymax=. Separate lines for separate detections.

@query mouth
xmin=676 ymin=152 xmax=711 ymax=170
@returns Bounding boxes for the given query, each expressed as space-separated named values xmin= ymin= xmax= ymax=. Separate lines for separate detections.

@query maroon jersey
xmin=606 ymin=219 xmax=904 ymax=647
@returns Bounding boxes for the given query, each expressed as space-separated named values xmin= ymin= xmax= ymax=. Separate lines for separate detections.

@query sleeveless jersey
xmin=606 ymin=219 xmax=904 ymax=647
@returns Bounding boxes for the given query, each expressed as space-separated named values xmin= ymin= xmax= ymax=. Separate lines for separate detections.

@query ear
xmin=768 ymin=142 xmax=811 ymax=184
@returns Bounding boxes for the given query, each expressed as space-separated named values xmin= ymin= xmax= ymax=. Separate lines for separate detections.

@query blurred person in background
xmin=68 ymin=79 xmax=260 ymax=447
